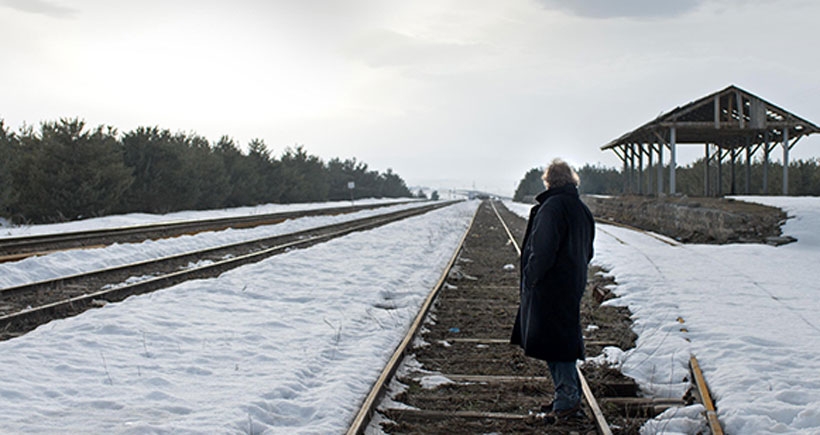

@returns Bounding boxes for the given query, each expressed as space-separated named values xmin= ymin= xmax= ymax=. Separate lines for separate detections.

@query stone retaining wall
xmin=582 ymin=195 xmax=788 ymax=244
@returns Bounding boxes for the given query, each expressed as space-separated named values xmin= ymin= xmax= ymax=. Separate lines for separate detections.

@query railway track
xmin=0 ymin=200 xmax=415 ymax=262
xmin=587 ymin=219 xmax=725 ymax=434
xmin=0 ymin=201 xmax=454 ymax=341
xmin=349 ymin=200 xmax=728 ymax=434
xmin=348 ymin=200 xmax=655 ymax=434
xmin=491 ymin=201 xmax=612 ymax=434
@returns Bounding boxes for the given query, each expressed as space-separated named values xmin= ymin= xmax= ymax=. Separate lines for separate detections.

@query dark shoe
xmin=543 ymin=403 xmax=585 ymax=424
xmin=539 ymin=401 xmax=553 ymax=413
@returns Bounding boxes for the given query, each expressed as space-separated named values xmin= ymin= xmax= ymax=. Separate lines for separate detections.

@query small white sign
xmin=347 ymin=182 xmax=355 ymax=189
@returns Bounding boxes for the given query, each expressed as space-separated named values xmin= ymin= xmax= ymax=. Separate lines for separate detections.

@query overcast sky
xmin=2 ymin=0 xmax=819 ymax=195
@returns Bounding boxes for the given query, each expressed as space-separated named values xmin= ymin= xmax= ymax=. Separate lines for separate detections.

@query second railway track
xmin=0 ymin=201 xmax=455 ymax=341
xmin=0 ymin=200 xmax=415 ymax=261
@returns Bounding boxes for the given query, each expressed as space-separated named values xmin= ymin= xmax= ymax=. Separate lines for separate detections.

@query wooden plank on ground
xmin=386 ymin=409 xmax=529 ymax=421
xmin=435 ymin=299 xmax=518 ymax=307
xmin=447 ymin=337 xmax=619 ymax=347
xmin=448 ymin=338 xmax=509 ymax=344
xmin=599 ymin=398 xmax=685 ymax=418
xmin=407 ymin=373 xmax=636 ymax=398
xmin=427 ymin=374 xmax=551 ymax=383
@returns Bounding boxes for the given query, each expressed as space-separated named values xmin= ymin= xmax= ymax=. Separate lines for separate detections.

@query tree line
xmin=513 ymin=159 xmax=820 ymax=202
xmin=0 ymin=118 xmax=413 ymax=224
xmin=513 ymin=164 xmax=623 ymax=202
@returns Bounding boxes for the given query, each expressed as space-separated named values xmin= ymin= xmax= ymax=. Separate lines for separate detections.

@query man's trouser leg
xmin=547 ymin=360 xmax=581 ymax=411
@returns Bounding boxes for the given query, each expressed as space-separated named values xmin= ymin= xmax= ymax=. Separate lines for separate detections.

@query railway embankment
xmin=583 ymin=195 xmax=790 ymax=245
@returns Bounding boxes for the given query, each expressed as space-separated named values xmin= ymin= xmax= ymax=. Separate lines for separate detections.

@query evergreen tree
xmin=576 ymin=163 xmax=623 ymax=195
xmin=120 ymin=128 xmax=226 ymax=213
xmin=279 ymin=145 xmax=328 ymax=203
xmin=513 ymin=168 xmax=544 ymax=202
xmin=380 ymin=168 xmax=412 ymax=198
xmin=1 ymin=117 xmax=418 ymax=222
xmin=353 ymin=164 xmax=380 ymax=198
xmin=11 ymin=118 xmax=133 ymax=222
xmin=0 ymin=120 xmax=19 ymax=219
xmin=248 ymin=138 xmax=283 ymax=204
xmin=325 ymin=159 xmax=411 ymax=200
xmin=325 ymin=157 xmax=356 ymax=201
xmin=215 ymin=136 xmax=257 ymax=206
xmin=120 ymin=127 xmax=191 ymax=213
xmin=185 ymin=134 xmax=230 ymax=210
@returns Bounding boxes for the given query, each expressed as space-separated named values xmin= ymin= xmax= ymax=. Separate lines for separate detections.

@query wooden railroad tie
xmin=447 ymin=337 xmax=620 ymax=347
xmin=598 ymin=397 xmax=686 ymax=418
xmin=407 ymin=373 xmax=638 ymax=397
xmin=384 ymin=408 xmax=529 ymax=421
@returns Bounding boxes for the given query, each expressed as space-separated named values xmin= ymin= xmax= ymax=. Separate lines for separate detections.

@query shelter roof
xmin=601 ymin=85 xmax=820 ymax=150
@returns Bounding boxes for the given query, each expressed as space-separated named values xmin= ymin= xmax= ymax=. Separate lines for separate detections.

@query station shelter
xmin=601 ymin=85 xmax=820 ymax=196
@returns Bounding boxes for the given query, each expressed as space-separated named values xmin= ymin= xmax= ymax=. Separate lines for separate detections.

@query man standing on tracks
xmin=511 ymin=158 xmax=595 ymax=423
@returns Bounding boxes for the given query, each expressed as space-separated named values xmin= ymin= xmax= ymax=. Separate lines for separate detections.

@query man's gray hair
xmin=541 ymin=159 xmax=580 ymax=189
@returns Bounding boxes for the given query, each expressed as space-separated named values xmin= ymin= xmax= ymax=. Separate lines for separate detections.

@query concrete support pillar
xmin=629 ymin=144 xmax=636 ymax=194
xmin=657 ymin=142 xmax=664 ymax=195
xmin=638 ymin=145 xmax=644 ymax=195
xmin=669 ymin=127 xmax=677 ymax=195
xmin=717 ymin=145 xmax=723 ymax=196
xmin=622 ymin=145 xmax=629 ymax=194
xmin=730 ymin=147 xmax=737 ymax=195
xmin=704 ymin=143 xmax=710 ymax=197
xmin=745 ymin=137 xmax=752 ymax=195
xmin=763 ymin=132 xmax=770 ymax=194
xmin=782 ymin=128 xmax=790 ymax=195
xmin=648 ymin=144 xmax=654 ymax=195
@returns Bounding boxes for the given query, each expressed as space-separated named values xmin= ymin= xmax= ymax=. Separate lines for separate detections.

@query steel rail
xmin=0 ymin=201 xmax=458 ymax=337
xmin=594 ymin=218 xmax=682 ymax=247
xmin=0 ymin=200 xmax=416 ymax=261
xmin=0 ymin=202 xmax=441 ymax=300
xmin=345 ymin=202 xmax=478 ymax=435
xmin=690 ymin=355 xmax=724 ymax=435
xmin=489 ymin=200 xmax=521 ymax=256
xmin=490 ymin=200 xmax=613 ymax=435
xmin=592 ymin=211 xmax=723 ymax=433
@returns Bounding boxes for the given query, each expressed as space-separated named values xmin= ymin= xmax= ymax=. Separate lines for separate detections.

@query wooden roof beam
xmin=656 ymin=121 xmax=819 ymax=131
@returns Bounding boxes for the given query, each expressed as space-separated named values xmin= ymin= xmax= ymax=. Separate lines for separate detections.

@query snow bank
xmin=0 ymin=201 xmax=428 ymax=289
xmin=509 ymin=197 xmax=820 ymax=434
xmin=0 ymin=198 xmax=413 ymax=238
xmin=0 ymin=201 xmax=478 ymax=433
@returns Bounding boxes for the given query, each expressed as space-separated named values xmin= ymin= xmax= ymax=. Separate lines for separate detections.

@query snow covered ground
xmin=507 ymin=197 xmax=820 ymax=434
xmin=0 ymin=198 xmax=413 ymax=239
xmin=0 ymin=200 xmax=424 ymax=289
xmin=4 ymin=195 xmax=819 ymax=434
xmin=0 ymin=200 xmax=478 ymax=433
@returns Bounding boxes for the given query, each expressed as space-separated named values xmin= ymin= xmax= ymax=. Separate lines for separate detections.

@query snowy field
xmin=4 ymin=196 xmax=819 ymax=434
xmin=0 ymin=200 xmax=478 ymax=433
xmin=0 ymin=200 xmax=425 ymax=290
xmin=0 ymin=198 xmax=414 ymax=238
xmin=508 ymin=197 xmax=820 ymax=434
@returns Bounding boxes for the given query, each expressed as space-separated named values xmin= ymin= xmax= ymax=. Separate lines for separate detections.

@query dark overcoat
xmin=510 ymin=184 xmax=595 ymax=362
